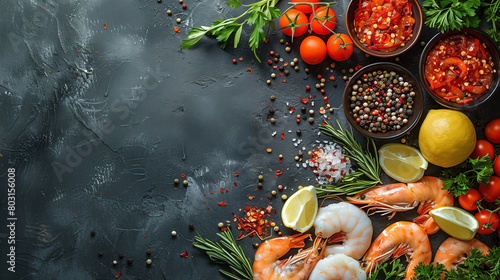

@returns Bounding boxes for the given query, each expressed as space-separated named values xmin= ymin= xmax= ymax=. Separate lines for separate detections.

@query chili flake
xmin=234 ymin=172 xmax=239 ymax=177
xmin=218 ymin=202 xmax=227 ymax=206
xmin=174 ymin=26 xmax=180 ymax=33
xmin=246 ymin=68 xmax=253 ymax=74
xmin=115 ymin=272 xmax=122 ymax=279
xmin=280 ymin=132 xmax=285 ymax=140
xmin=104 ymin=24 xmax=108 ymax=30
xmin=301 ymin=98 xmax=309 ymax=104
xmin=275 ymin=169 xmax=284 ymax=176
xmin=180 ymin=250 xmax=188 ymax=258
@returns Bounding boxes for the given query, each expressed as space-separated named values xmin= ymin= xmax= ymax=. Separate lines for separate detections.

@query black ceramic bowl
xmin=419 ymin=29 xmax=500 ymax=110
xmin=346 ymin=0 xmax=423 ymax=58
xmin=343 ymin=62 xmax=424 ymax=140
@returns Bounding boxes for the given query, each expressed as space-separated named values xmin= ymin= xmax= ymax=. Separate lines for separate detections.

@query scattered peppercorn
xmin=98 ymin=251 xmax=103 ymax=257
xmin=280 ymin=39 xmax=284 ymax=44
xmin=266 ymin=148 xmax=272 ymax=153
xmin=309 ymin=109 xmax=314 ymax=115
xmin=267 ymin=80 xmax=271 ymax=85
xmin=127 ymin=259 xmax=133 ymax=266
xmin=113 ymin=260 xmax=118 ymax=266
xmin=91 ymin=230 xmax=95 ymax=236
xmin=167 ymin=10 xmax=172 ymax=15
xmin=218 ymin=222 xmax=224 ymax=228
xmin=182 ymin=3 xmax=187 ymax=8
xmin=176 ymin=18 xmax=181 ymax=23
xmin=395 ymin=57 xmax=400 ymax=61
xmin=285 ymin=47 xmax=291 ymax=52
xmin=349 ymin=68 xmax=354 ymax=73
xmin=269 ymin=109 xmax=275 ymax=115
xmin=174 ymin=178 xmax=179 ymax=184
xmin=270 ymin=95 xmax=275 ymax=100
xmin=258 ymin=175 xmax=264 ymax=180
xmin=274 ymin=226 xmax=280 ymax=232
xmin=284 ymin=70 xmax=290 ymax=75
xmin=232 ymin=59 xmax=237 ymax=64
xmin=279 ymin=154 xmax=283 ymax=159
xmin=294 ymin=66 xmax=299 ymax=71
xmin=275 ymin=53 xmax=280 ymax=58
xmin=271 ymin=73 xmax=276 ymax=79
xmin=278 ymin=185 xmax=283 ymax=190
xmin=119 ymin=253 xmax=124 ymax=259
xmin=270 ymin=117 xmax=275 ymax=123
xmin=146 ymin=249 xmax=152 ymax=255
xmin=189 ymin=224 xmax=194 ymax=230
xmin=271 ymin=190 xmax=277 ymax=195
xmin=281 ymin=194 xmax=287 ymax=200
xmin=253 ymin=243 xmax=259 ymax=248
xmin=308 ymin=117 xmax=314 ymax=123
xmin=171 ymin=231 xmax=177 ymax=236
xmin=146 ymin=259 xmax=152 ymax=265
xmin=305 ymin=68 xmax=310 ymax=73
xmin=258 ymin=182 xmax=263 ymax=187
xmin=183 ymin=180 xmax=188 ymax=186
xmin=420 ymin=41 xmax=425 ymax=46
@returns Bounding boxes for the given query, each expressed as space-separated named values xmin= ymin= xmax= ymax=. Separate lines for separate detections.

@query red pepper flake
xmin=265 ymin=39 xmax=269 ymax=43
xmin=329 ymin=75 xmax=335 ymax=81
xmin=221 ymin=188 xmax=224 ymax=194
xmin=399 ymin=97 xmax=405 ymax=104
xmin=323 ymin=96 xmax=328 ymax=104
xmin=267 ymin=196 xmax=272 ymax=200
xmin=248 ymin=196 xmax=254 ymax=200
xmin=104 ymin=24 xmax=108 ymax=30
xmin=218 ymin=202 xmax=227 ymax=206
xmin=234 ymin=182 xmax=237 ymax=187
xmin=280 ymin=132 xmax=285 ymax=140
xmin=301 ymin=98 xmax=309 ymax=104
xmin=181 ymin=174 xmax=186 ymax=178
xmin=279 ymin=73 xmax=284 ymax=77
xmin=275 ymin=169 xmax=284 ymax=176
xmin=282 ymin=79 xmax=286 ymax=83
xmin=221 ymin=227 xmax=229 ymax=231
xmin=115 ymin=272 xmax=122 ymax=279
xmin=234 ymin=172 xmax=239 ymax=177
xmin=273 ymin=66 xmax=278 ymax=69
xmin=284 ymin=62 xmax=289 ymax=66
xmin=174 ymin=26 xmax=180 ymax=33
xmin=239 ymin=57 xmax=243 ymax=61
xmin=226 ymin=189 xmax=229 ymax=193
xmin=355 ymin=65 xmax=363 ymax=71
xmin=180 ymin=250 xmax=189 ymax=258
xmin=77 ymin=51 xmax=81 ymax=54
xmin=246 ymin=68 xmax=253 ymax=73
xmin=235 ymin=206 xmax=273 ymax=238
xmin=288 ymin=107 xmax=296 ymax=113
xmin=238 ymin=232 xmax=245 ymax=240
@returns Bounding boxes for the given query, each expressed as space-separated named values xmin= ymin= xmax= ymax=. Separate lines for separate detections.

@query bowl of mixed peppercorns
xmin=343 ymin=62 xmax=424 ymax=140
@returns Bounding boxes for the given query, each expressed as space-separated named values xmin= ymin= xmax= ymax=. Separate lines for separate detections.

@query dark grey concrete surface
xmin=0 ymin=0 xmax=498 ymax=279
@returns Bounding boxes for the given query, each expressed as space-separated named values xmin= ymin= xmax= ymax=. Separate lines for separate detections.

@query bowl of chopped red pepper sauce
xmin=343 ymin=62 xmax=423 ymax=140
xmin=419 ymin=29 xmax=500 ymax=110
xmin=346 ymin=0 xmax=423 ymax=58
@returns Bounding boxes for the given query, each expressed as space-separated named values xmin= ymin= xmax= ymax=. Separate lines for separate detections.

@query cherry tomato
xmin=310 ymin=6 xmax=337 ymax=35
xmin=470 ymin=139 xmax=495 ymax=160
xmin=475 ymin=209 xmax=500 ymax=234
xmin=485 ymin=119 xmax=500 ymax=143
xmin=458 ymin=188 xmax=482 ymax=211
xmin=494 ymin=156 xmax=500 ymax=177
xmin=326 ymin=33 xmax=354 ymax=61
xmin=299 ymin=36 xmax=327 ymax=65
xmin=280 ymin=9 xmax=309 ymax=37
xmin=291 ymin=0 xmax=319 ymax=14
xmin=479 ymin=175 xmax=500 ymax=203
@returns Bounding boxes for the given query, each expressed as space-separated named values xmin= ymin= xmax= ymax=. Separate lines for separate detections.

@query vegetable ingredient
xmin=367 ymin=258 xmax=405 ymax=280
xmin=484 ymin=0 xmax=500 ymax=43
xmin=495 ymin=156 xmax=500 ymax=177
xmin=193 ymin=229 xmax=253 ymax=280
xmin=429 ymin=206 xmax=479 ymax=240
xmin=423 ymin=34 xmax=494 ymax=104
xmin=354 ymin=0 xmax=415 ymax=51
xmin=310 ymin=6 xmax=337 ymax=35
xmin=180 ymin=0 xmax=281 ymax=62
xmin=291 ymin=0 xmax=319 ymax=13
xmin=378 ymin=143 xmax=427 ymax=183
xmin=440 ymin=155 xmax=494 ymax=197
xmin=458 ymin=188 xmax=482 ymax=211
xmin=299 ymin=35 xmax=327 ymax=65
xmin=470 ymin=140 xmax=495 ymax=160
xmin=326 ymin=33 xmax=354 ymax=61
xmin=485 ymin=118 xmax=500 ymax=143
xmin=418 ymin=109 xmax=476 ymax=168
xmin=280 ymin=8 xmax=309 ymax=37
xmin=281 ymin=186 xmax=318 ymax=232
xmin=422 ymin=0 xmax=481 ymax=33
xmin=413 ymin=247 xmax=500 ymax=279
xmin=479 ymin=175 xmax=500 ymax=202
xmin=475 ymin=209 xmax=500 ymax=234
xmin=317 ymin=120 xmax=381 ymax=197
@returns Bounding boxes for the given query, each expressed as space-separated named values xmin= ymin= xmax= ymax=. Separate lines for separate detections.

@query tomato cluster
xmin=280 ymin=2 xmax=353 ymax=65
xmin=459 ymin=118 xmax=500 ymax=237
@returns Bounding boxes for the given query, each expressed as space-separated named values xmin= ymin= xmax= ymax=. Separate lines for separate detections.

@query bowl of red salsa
xmin=346 ymin=0 xmax=423 ymax=58
xmin=419 ymin=29 xmax=500 ymax=110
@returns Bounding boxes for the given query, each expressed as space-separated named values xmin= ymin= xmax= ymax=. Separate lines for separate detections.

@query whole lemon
xmin=419 ymin=109 xmax=476 ymax=168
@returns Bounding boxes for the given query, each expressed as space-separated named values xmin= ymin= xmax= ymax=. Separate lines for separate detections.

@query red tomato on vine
xmin=310 ymin=6 xmax=337 ymax=35
xmin=475 ymin=210 xmax=500 ymax=234
xmin=470 ymin=140 xmax=494 ymax=160
xmin=291 ymin=0 xmax=319 ymax=14
xmin=458 ymin=188 xmax=482 ymax=211
xmin=280 ymin=9 xmax=309 ymax=37
xmin=326 ymin=33 xmax=354 ymax=61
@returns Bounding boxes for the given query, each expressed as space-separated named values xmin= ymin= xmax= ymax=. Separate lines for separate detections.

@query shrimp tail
xmin=413 ymin=215 xmax=440 ymax=235
xmin=288 ymin=233 xmax=311 ymax=248
xmin=327 ymin=232 xmax=346 ymax=244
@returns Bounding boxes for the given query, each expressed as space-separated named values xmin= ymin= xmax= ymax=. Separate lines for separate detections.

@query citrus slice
xmin=282 ymin=186 xmax=318 ymax=233
xmin=429 ymin=206 xmax=479 ymax=240
xmin=378 ymin=143 xmax=428 ymax=183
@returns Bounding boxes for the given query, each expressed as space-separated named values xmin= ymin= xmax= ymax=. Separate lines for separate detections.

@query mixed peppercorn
xmin=349 ymin=70 xmax=416 ymax=133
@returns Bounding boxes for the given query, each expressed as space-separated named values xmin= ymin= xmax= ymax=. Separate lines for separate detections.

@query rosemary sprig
xmin=316 ymin=120 xmax=382 ymax=197
xmin=193 ymin=229 xmax=253 ymax=280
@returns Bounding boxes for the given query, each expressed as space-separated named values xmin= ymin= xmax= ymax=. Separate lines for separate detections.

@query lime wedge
xmin=429 ymin=206 xmax=479 ymax=240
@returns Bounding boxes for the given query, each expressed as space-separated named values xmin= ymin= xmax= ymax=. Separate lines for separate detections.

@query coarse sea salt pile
xmin=305 ymin=141 xmax=352 ymax=185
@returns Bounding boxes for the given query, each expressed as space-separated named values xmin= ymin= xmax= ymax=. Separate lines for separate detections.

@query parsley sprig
xmin=181 ymin=0 xmax=281 ymax=62
xmin=367 ymin=259 xmax=405 ymax=280
xmin=422 ymin=0 xmax=481 ymax=33
xmin=413 ymin=247 xmax=500 ymax=279
xmin=440 ymin=155 xmax=494 ymax=197
xmin=193 ymin=229 xmax=253 ymax=280
xmin=484 ymin=0 xmax=500 ymax=43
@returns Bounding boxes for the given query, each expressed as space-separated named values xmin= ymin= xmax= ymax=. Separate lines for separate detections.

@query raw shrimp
xmin=362 ymin=221 xmax=432 ymax=280
xmin=313 ymin=202 xmax=373 ymax=260
xmin=434 ymin=237 xmax=489 ymax=271
xmin=347 ymin=176 xmax=454 ymax=234
xmin=252 ymin=233 xmax=326 ymax=280
xmin=309 ymin=253 xmax=367 ymax=280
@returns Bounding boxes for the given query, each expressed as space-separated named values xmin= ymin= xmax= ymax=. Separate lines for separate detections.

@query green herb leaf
xmin=422 ymin=0 xmax=481 ymax=33
xmin=226 ymin=0 xmax=242 ymax=9
xmin=180 ymin=27 xmax=209 ymax=49
xmin=412 ymin=262 xmax=445 ymax=280
xmin=368 ymin=259 xmax=405 ymax=280
xmin=440 ymin=155 xmax=493 ymax=197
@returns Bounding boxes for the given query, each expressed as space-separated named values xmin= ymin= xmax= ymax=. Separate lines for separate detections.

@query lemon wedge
xmin=282 ymin=186 xmax=318 ymax=233
xmin=429 ymin=206 xmax=479 ymax=240
xmin=379 ymin=143 xmax=428 ymax=183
